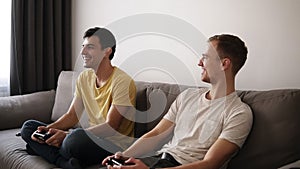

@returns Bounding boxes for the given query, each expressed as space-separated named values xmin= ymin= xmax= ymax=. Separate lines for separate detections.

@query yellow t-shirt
xmin=75 ymin=67 xmax=136 ymax=149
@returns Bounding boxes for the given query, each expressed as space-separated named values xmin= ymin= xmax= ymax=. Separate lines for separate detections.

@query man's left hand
xmin=45 ymin=128 xmax=67 ymax=147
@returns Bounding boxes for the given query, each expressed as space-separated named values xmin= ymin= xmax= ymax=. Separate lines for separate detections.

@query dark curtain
xmin=10 ymin=0 xmax=72 ymax=95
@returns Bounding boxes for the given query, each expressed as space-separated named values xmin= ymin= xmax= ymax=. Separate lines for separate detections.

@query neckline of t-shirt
xmin=202 ymin=90 xmax=237 ymax=104
xmin=94 ymin=66 xmax=117 ymax=90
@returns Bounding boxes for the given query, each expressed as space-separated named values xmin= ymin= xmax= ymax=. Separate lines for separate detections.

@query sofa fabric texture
xmin=0 ymin=71 xmax=299 ymax=169
xmin=0 ymin=90 xmax=55 ymax=130
xmin=51 ymin=71 xmax=78 ymax=121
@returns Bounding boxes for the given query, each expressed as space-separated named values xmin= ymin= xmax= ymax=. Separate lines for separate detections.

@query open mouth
xmin=201 ymin=68 xmax=206 ymax=75
xmin=82 ymin=56 xmax=91 ymax=62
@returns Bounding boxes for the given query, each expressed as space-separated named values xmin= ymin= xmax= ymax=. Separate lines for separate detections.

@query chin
xmin=83 ymin=63 xmax=93 ymax=68
xmin=201 ymin=76 xmax=210 ymax=83
xmin=83 ymin=65 xmax=91 ymax=69
xmin=202 ymin=79 xmax=210 ymax=84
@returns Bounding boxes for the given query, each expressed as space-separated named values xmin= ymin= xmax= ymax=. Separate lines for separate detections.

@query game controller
xmin=33 ymin=130 xmax=52 ymax=141
xmin=107 ymin=157 xmax=126 ymax=166
xmin=107 ymin=157 xmax=134 ymax=166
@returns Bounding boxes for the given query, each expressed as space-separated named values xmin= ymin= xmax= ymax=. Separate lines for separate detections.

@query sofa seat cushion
xmin=0 ymin=128 xmax=55 ymax=169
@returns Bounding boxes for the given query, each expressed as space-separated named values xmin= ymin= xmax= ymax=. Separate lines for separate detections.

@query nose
xmin=80 ymin=46 xmax=87 ymax=55
xmin=198 ymin=57 xmax=204 ymax=67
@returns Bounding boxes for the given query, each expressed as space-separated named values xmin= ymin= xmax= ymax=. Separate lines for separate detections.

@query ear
xmin=221 ymin=57 xmax=231 ymax=71
xmin=104 ymin=48 xmax=112 ymax=58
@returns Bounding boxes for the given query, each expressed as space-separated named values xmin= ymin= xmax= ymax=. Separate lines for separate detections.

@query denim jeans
xmin=140 ymin=153 xmax=181 ymax=168
xmin=21 ymin=120 xmax=122 ymax=167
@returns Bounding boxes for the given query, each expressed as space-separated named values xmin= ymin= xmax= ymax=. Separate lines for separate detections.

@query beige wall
xmin=72 ymin=0 xmax=300 ymax=90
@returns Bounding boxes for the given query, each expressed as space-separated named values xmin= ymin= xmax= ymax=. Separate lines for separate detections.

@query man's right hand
xmin=102 ymin=152 xmax=129 ymax=166
xmin=106 ymin=157 xmax=149 ymax=169
xmin=31 ymin=126 xmax=67 ymax=148
xmin=31 ymin=126 xmax=49 ymax=144
xmin=45 ymin=128 xmax=67 ymax=147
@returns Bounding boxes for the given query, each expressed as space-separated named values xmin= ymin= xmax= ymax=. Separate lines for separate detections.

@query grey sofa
xmin=0 ymin=71 xmax=300 ymax=169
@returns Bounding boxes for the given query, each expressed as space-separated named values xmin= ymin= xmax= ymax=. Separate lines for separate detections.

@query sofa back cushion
xmin=228 ymin=89 xmax=300 ymax=169
xmin=51 ymin=71 xmax=78 ymax=121
xmin=134 ymin=81 xmax=196 ymax=137
xmin=51 ymin=71 xmax=300 ymax=169
xmin=0 ymin=90 xmax=55 ymax=130
xmin=134 ymin=82 xmax=300 ymax=169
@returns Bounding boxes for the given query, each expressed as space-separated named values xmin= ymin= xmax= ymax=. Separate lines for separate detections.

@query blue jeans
xmin=21 ymin=120 xmax=122 ymax=167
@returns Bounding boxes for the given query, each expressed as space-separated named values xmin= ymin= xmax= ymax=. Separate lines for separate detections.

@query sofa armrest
xmin=0 ymin=90 xmax=55 ymax=130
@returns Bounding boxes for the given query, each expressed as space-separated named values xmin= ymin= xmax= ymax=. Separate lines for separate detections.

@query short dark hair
xmin=208 ymin=34 xmax=248 ymax=75
xmin=83 ymin=27 xmax=116 ymax=60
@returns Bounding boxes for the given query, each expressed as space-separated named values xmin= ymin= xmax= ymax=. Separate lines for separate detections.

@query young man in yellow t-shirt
xmin=21 ymin=27 xmax=136 ymax=169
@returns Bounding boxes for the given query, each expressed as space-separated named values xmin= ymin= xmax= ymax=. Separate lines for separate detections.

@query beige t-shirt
xmin=158 ymin=88 xmax=253 ymax=165
xmin=75 ymin=67 xmax=136 ymax=149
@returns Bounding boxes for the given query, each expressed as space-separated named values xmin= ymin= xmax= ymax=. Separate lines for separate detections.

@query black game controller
xmin=107 ymin=157 xmax=135 ymax=166
xmin=107 ymin=157 xmax=126 ymax=166
xmin=33 ymin=130 xmax=52 ymax=141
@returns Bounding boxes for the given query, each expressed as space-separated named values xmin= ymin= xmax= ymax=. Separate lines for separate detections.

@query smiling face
xmin=80 ymin=35 xmax=106 ymax=71
xmin=198 ymin=40 xmax=224 ymax=84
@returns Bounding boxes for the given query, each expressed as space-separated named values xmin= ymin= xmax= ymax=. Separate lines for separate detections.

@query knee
xmin=64 ymin=128 xmax=86 ymax=143
xmin=61 ymin=128 xmax=87 ymax=156
xmin=64 ymin=128 xmax=87 ymax=147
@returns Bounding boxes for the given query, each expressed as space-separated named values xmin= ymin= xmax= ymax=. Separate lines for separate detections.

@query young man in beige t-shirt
xmin=103 ymin=34 xmax=253 ymax=169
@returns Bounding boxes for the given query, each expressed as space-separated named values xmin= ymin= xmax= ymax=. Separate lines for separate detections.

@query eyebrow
xmin=82 ymin=43 xmax=96 ymax=47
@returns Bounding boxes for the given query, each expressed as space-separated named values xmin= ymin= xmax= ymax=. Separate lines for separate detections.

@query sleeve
xmin=112 ymin=74 xmax=136 ymax=107
xmin=219 ymin=104 xmax=253 ymax=148
xmin=74 ymin=72 xmax=83 ymax=98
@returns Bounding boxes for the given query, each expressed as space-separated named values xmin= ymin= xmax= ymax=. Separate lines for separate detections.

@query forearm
xmin=87 ymin=105 xmax=135 ymax=137
xmin=166 ymin=139 xmax=239 ymax=169
xmin=47 ymin=109 xmax=79 ymax=130
xmin=124 ymin=127 xmax=172 ymax=157
xmin=163 ymin=160 xmax=212 ymax=169
xmin=86 ymin=122 xmax=118 ymax=137
xmin=48 ymin=98 xmax=83 ymax=130
xmin=123 ymin=134 xmax=160 ymax=157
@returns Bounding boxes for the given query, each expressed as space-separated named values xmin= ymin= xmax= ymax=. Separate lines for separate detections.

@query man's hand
xmin=103 ymin=152 xmax=149 ymax=169
xmin=45 ymin=128 xmax=67 ymax=147
xmin=102 ymin=152 xmax=128 ymax=166
xmin=31 ymin=126 xmax=49 ymax=144
xmin=31 ymin=126 xmax=67 ymax=148
xmin=106 ymin=157 xmax=149 ymax=169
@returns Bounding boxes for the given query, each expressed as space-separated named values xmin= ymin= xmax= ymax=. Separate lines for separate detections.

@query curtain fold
xmin=10 ymin=0 xmax=72 ymax=95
